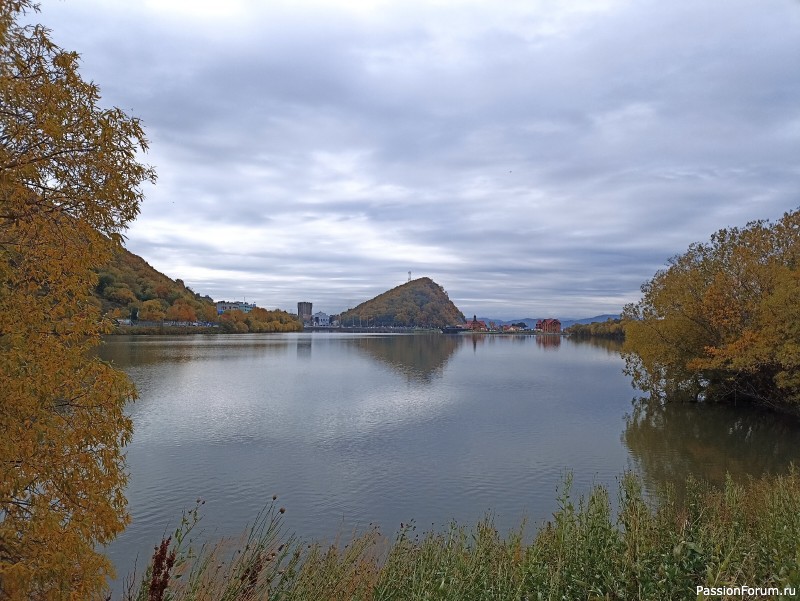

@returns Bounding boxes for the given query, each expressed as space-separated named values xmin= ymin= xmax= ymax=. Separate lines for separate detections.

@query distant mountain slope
xmin=479 ymin=314 xmax=621 ymax=330
xmin=558 ymin=314 xmax=621 ymax=329
xmin=339 ymin=278 xmax=465 ymax=328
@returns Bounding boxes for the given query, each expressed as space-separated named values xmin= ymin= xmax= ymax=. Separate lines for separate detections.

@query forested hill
xmin=339 ymin=278 xmax=465 ymax=328
xmin=92 ymin=245 xmax=218 ymax=322
xmin=93 ymin=246 xmax=302 ymax=333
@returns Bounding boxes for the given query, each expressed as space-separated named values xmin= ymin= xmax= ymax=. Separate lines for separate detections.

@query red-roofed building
xmin=465 ymin=318 xmax=488 ymax=332
xmin=535 ymin=318 xmax=561 ymax=333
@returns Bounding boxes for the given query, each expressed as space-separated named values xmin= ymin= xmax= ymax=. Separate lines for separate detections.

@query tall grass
xmin=117 ymin=469 xmax=800 ymax=600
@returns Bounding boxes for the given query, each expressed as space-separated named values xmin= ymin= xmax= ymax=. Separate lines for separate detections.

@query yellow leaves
xmin=1 ymin=2 xmax=151 ymax=598
xmin=623 ymin=209 xmax=800 ymax=411
xmin=165 ymin=298 xmax=197 ymax=322
xmin=139 ymin=298 xmax=167 ymax=322
xmin=701 ymin=276 xmax=741 ymax=336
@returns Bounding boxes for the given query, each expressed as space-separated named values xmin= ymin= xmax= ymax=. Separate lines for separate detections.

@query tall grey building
xmin=297 ymin=302 xmax=312 ymax=321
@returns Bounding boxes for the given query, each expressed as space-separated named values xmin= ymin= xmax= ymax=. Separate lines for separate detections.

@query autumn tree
xmin=0 ymin=2 xmax=155 ymax=598
xmin=219 ymin=309 xmax=249 ymax=333
xmin=565 ymin=318 xmax=624 ymax=339
xmin=138 ymin=299 xmax=167 ymax=322
xmin=622 ymin=209 xmax=800 ymax=413
xmin=165 ymin=298 xmax=197 ymax=323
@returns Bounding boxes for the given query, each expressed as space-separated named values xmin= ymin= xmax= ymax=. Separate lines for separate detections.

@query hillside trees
xmin=165 ymin=298 xmax=197 ymax=323
xmin=622 ymin=209 xmax=800 ymax=413
xmin=339 ymin=277 xmax=464 ymax=328
xmin=0 ymin=2 xmax=155 ymax=598
xmin=94 ymin=246 xmax=218 ymax=321
xmin=139 ymin=298 xmax=167 ymax=322
xmin=218 ymin=307 xmax=302 ymax=333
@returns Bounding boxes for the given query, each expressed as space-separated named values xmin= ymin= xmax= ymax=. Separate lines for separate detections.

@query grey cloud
xmin=40 ymin=0 xmax=800 ymax=319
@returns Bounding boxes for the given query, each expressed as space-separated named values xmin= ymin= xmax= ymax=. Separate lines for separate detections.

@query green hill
xmin=339 ymin=278 xmax=464 ymax=328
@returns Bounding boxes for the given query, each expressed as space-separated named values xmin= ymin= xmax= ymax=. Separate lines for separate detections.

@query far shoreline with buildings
xmin=215 ymin=299 xmax=566 ymax=333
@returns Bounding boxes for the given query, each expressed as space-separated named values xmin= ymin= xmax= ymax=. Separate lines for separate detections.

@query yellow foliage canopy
xmin=622 ymin=209 xmax=800 ymax=413
xmin=0 ymin=2 xmax=154 ymax=598
xmin=219 ymin=307 xmax=302 ymax=333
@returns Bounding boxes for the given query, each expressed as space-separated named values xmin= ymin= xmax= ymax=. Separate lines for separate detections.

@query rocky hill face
xmin=339 ymin=278 xmax=464 ymax=328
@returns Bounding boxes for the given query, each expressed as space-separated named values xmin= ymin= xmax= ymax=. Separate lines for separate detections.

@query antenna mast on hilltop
xmin=408 ymin=271 xmax=411 ymax=282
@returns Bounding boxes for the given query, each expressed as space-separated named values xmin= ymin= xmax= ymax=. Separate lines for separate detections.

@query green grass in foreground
xmin=118 ymin=470 xmax=800 ymax=600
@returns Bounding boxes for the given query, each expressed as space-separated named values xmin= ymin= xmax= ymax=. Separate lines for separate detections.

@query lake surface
xmin=99 ymin=332 xmax=800 ymax=583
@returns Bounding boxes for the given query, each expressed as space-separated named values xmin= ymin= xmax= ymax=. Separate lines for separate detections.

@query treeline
xmin=219 ymin=307 xmax=302 ymax=333
xmin=339 ymin=277 xmax=464 ymax=328
xmin=623 ymin=209 xmax=800 ymax=414
xmin=565 ymin=318 xmax=624 ymax=339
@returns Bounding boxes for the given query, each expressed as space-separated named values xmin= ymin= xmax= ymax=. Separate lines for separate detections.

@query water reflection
xmin=99 ymin=335 xmax=291 ymax=367
xmin=296 ymin=338 xmax=312 ymax=360
xmin=567 ymin=337 xmax=624 ymax=355
xmin=349 ymin=334 xmax=461 ymax=381
xmin=535 ymin=334 xmax=562 ymax=350
xmin=623 ymin=398 xmax=800 ymax=497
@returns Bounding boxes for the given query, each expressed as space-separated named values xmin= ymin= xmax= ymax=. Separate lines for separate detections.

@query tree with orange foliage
xmin=0 ymin=2 xmax=155 ymax=598
xmin=623 ymin=209 xmax=800 ymax=413
xmin=165 ymin=299 xmax=197 ymax=323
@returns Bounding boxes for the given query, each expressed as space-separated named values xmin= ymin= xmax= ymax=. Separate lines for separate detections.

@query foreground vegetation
xmin=123 ymin=470 xmax=800 ymax=601
xmin=623 ymin=209 xmax=800 ymax=414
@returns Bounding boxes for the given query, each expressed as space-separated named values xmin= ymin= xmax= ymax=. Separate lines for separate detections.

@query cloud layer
xmin=41 ymin=0 xmax=800 ymax=318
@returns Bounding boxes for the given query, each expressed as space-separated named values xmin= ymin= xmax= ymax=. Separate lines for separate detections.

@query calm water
xmin=99 ymin=332 xmax=800 ymax=582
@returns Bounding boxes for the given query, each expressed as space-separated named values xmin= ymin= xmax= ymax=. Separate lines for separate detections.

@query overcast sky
xmin=37 ymin=0 xmax=800 ymax=319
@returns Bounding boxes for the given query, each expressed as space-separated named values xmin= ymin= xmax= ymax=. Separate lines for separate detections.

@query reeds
xmin=118 ymin=469 xmax=800 ymax=600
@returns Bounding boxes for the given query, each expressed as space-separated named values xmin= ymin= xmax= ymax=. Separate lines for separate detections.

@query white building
xmin=216 ymin=300 xmax=257 ymax=315
xmin=312 ymin=311 xmax=330 ymax=326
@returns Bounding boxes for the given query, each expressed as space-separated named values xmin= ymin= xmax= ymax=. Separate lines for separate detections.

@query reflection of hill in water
xmin=351 ymin=334 xmax=461 ymax=382
xmin=623 ymin=398 xmax=800 ymax=499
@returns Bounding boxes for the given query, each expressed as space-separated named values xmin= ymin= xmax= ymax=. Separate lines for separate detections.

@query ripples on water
xmin=99 ymin=333 xmax=800 ymax=584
